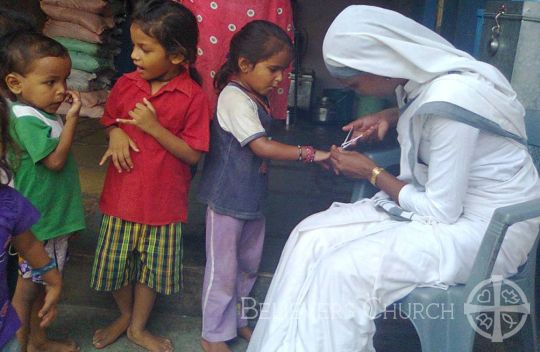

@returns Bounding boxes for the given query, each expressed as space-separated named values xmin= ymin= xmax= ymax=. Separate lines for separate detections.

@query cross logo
xmin=464 ymin=275 xmax=530 ymax=342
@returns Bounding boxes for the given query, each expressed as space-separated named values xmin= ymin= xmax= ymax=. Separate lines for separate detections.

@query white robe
xmin=247 ymin=115 xmax=540 ymax=352
xmin=248 ymin=5 xmax=540 ymax=351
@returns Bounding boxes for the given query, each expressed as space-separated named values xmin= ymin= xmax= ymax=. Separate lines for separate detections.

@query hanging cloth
xmin=181 ymin=0 xmax=293 ymax=119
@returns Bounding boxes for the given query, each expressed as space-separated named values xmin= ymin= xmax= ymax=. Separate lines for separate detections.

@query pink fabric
xmin=182 ymin=0 xmax=293 ymax=119
xmin=40 ymin=3 xmax=115 ymax=34
xmin=40 ymin=0 xmax=119 ymax=16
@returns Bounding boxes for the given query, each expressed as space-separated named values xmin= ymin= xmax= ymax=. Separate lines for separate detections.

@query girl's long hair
xmin=0 ymin=98 xmax=12 ymax=186
xmin=132 ymin=0 xmax=202 ymax=85
xmin=214 ymin=20 xmax=293 ymax=93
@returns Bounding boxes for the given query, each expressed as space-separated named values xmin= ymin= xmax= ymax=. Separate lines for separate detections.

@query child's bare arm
xmin=117 ymin=98 xmax=202 ymax=165
xmin=11 ymin=231 xmax=62 ymax=327
xmin=249 ymin=137 xmax=329 ymax=162
xmin=42 ymin=91 xmax=81 ymax=171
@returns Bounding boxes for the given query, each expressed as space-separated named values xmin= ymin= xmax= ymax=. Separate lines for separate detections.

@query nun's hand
xmin=330 ymin=145 xmax=376 ymax=179
xmin=342 ymin=107 xmax=399 ymax=143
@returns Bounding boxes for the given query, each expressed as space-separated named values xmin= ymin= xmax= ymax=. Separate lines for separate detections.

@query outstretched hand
xmin=99 ymin=127 xmax=140 ymax=173
xmin=118 ymin=98 xmax=160 ymax=134
xmin=329 ymin=145 xmax=376 ymax=179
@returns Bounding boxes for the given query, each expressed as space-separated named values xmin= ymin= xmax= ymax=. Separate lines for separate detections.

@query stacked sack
xmin=41 ymin=0 xmax=124 ymax=118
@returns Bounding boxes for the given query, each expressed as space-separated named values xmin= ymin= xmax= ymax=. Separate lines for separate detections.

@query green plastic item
xmin=355 ymin=95 xmax=387 ymax=117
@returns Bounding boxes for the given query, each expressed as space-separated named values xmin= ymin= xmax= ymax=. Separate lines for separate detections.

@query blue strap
xmin=32 ymin=258 xmax=57 ymax=277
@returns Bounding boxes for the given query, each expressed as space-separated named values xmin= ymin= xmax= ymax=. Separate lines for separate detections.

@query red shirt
xmin=99 ymin=71 xmax=210 ymax=224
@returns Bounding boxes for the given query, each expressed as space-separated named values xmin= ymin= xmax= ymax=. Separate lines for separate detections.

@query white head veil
xmin=322 ymin=5 xmax=526 ymax=140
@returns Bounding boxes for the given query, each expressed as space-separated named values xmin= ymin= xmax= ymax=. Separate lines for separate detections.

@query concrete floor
xmin=49 ymin=304 xmax=247 ymax=352
xmin=57 ymin=117 xmax=357 ymax=351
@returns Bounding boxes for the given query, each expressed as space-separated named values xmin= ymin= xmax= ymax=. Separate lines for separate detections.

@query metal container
xmin=313 ymin=96 xmax=337 ymax=124
xmin=312 ymin=89 xmax=355 ymax=124
xmin=288 ymin=73 xmax=314 ymax=111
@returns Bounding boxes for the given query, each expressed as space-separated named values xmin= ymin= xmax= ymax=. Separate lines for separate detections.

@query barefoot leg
xmin=127 ymin=283 xmax=172 ymax=352
xmin=93 ymin=284 xmax=133 ymax=349
xmin=200 ymin=339 xmax=232 ymax=352
xmin=28 ymin=288 xmax=79 ymax=352
xmin=237 ymin=326 xmax=253 ymax=342
xmin=12 ymin=276 xmax=40 ymax=352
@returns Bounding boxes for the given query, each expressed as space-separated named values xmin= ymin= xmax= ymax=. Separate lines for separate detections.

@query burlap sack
xmin=40 ymin=0 xmax=122 ymax=16
xmin=41 ymin=3 xmax=115 ymax=34
xmin=44 ymin=20 xmax=120 ymax=44
xmin=57 ymin=101 xmax=105 ymax=118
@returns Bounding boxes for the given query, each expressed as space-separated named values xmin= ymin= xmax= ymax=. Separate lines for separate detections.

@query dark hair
xmin=214 ymin=20 xmax=293 ymax=92
xmin=0 ymin=9 xmax=36 ymax=36
xmin=132 ymin=0 xmax=202 ymax=85
xmin=0 ymin=98 xmax=12 ymax=186
xmin=0 ymin=31 xmax=69 ymax=98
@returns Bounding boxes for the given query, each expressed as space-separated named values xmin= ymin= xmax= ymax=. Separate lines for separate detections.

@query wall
xmin=294 ymin=0 xmax=424 ymax=98
xmin=3 ymin=0 xmax=46 ymax=29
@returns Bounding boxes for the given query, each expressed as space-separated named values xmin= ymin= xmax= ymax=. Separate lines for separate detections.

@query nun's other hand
xmin=330 ymin=145 xmax=376 ymax=179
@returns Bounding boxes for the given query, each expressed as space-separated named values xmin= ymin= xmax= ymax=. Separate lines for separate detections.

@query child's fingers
xmin=119 ymin=148 xmax=134 ymax=170
xmin=134 ymin=102 xmax=146 ymax=111
xmin=143 ymin=98 xmax=156 ymax=114
xmin=39 ymin=307 xmax=57 ymax=328
xmin=99 ymin=150 xmax=128 ymax=172
xmin=99 ymin=151 xmax=112 ymax=166
xmin=117 ymin=118 xmax=135 ymax=125
xmin=128 ymin=138 xmax=140 ymax=152
xmin=38 ymin=299 xmax=58 ymax=327
xmin=66 ymin=90 xmax=81 ymax=102
xmin=110 ymin=153 xmax=123 ymax=173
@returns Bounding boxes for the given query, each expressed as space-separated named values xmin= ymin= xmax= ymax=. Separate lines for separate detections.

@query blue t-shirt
xmin=0 ymin=186 xmax=39 ymax=348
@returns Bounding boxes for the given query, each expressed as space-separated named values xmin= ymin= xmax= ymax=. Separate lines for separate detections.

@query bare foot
xmin=28 ymin=339 xmax=80 ymax=352
xmin=93 ymin=314 xmax=131 ymax=349
xmin=127 ymin=327 xmax=173 ymax=352
xmin=200 ymin=339 xmax=231 ymax=352
xmin=237 ymin=326 xmax=253 ymax=342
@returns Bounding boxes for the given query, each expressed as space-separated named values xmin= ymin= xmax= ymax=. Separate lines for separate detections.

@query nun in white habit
xmin=247 ymin=5 xmax=540 ymax=352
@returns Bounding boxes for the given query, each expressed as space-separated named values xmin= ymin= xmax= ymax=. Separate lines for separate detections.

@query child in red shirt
xmin=90 ymin=1 xmax=210 ymax=351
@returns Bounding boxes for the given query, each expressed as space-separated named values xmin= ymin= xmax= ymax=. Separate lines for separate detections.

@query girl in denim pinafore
xmin=197 ymin=20 xmax=329 ymax=352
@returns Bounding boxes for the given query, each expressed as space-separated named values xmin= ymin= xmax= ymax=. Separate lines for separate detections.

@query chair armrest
xmin=465 ymin=198 xmax=540 ymax=290
xmin=350 ymin=146 xmax=401 ymax=202
xmin=364 ymin=146 xmax=401 ymax=169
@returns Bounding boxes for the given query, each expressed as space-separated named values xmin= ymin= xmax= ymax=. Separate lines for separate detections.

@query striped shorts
xmin=90 ymin=215 xmax=183 ymax=295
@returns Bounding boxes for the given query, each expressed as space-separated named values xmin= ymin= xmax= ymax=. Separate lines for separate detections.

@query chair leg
xmin=409 ymin=316 xmax=476 ymax=352
xmin=520 ymin=314 xmax=538 ymax=352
